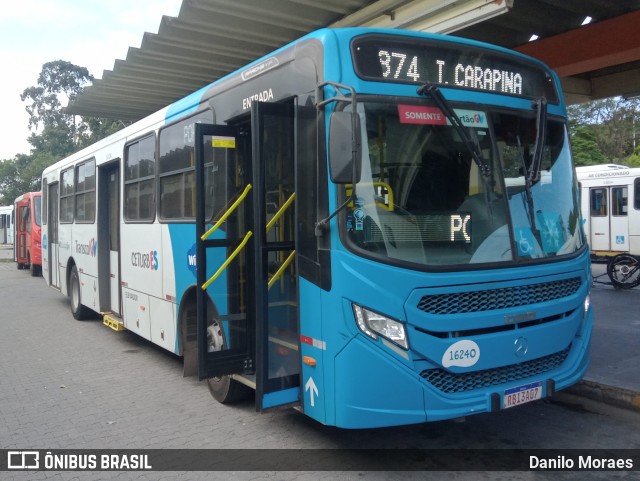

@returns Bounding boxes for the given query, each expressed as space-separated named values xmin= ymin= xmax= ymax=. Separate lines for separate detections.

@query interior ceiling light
xmin=581 ymin=16 xmax=593 ymax=25
xmin=529 ymin=34 xmax=539 ymax=41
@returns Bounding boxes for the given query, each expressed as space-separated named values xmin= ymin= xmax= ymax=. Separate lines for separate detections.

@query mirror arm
xmin=314 ymin=189 xmax=356 ymax=237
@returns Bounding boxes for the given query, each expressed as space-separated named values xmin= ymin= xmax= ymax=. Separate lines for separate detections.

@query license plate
xmin=503 ymin=381 xmax=543 ymax=409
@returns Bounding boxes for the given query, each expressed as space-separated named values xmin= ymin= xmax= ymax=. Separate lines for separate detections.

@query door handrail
xmin=201 ymin=184 xmax=253 ymax=241
xmin=202 ymin=231 xmax=253 ymax=290
xmin=266 ymin=192 xmax=295 ymax=233
xmin=268 ymin=250 xmax=296 ymax=290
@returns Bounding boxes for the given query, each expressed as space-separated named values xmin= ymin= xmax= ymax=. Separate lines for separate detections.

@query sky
xmin=0 ymin=0 xmax=184 ymax=160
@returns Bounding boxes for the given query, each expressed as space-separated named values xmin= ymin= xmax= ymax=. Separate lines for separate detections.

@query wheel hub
xmin=206 ymin=320 xmax=224 ymax=353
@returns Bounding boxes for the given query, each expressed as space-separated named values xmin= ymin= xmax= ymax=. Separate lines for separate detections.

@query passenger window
xmin=75 ymin=159 xmax=96 ymax=222
xmin=158 ymin=110 xmax=214 ymax=221
xmin=611 ymin=186 xmax=627 ymax=216
xmin=590 ymin=188 xmax=607 ymax=217
xmin=125 ymin=135 xmax=156 ymax=222
xmin=60 ymin=168 xmax=75 ymax=223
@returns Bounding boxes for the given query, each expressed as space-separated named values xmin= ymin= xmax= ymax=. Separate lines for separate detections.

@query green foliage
xmin=627 ymin=146 xmax=640 ymax=167
xmin=568 ymin=97 xmax=640 ymax=167
xmin=20 ymin=60 xmax=92 ymax=131
xmin=570 ymin=126 xmax=607 ymax=166
xmin=77 ymin=117 xmax=126 ymax=150
xmin=0 ymin=60 xmax=124 ymax=204
xmin=0 ymin=154 xmax=41 ymax=204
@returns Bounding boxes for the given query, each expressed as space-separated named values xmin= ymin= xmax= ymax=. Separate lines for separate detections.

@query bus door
xmin=195 ymin=100 xmax=300 ymax=411
xmin=589 ymin=186 xmax=629 ymax=252
xmin=98 ymin=162 xmax=121 ymax=315
xmin=47 ymin=183 xmax=60 ymax=288
xmin=0 ymin=213 xmax=6 ymax=244
xmin=16 ymin=200 xmax=28 ymax=265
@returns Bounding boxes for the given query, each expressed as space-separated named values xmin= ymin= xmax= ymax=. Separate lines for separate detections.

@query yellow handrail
xmin=266 ymin=192 xmax=295 ymax=232
xmin=201 ymin=184 xmax=253 ymax=241
xmin=202 ymin=231 xmax=253 ymax=290
xmin=268 ymin=250 xmax=296 ymax=290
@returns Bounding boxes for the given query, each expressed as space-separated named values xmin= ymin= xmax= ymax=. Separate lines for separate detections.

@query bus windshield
xmin=343 ymin=100 xmax=583 ymax=267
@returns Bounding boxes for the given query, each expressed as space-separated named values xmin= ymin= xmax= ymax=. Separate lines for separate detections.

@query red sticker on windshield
xmin=398 ymin=105 xmax=446 ymax=125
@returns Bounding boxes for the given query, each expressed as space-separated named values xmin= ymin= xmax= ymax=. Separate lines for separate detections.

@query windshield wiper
xmin=517 ymin=97 xmax=548 ymax=248
xmin=417 ymin=83 xmax=495 ymax=223
xmin=417 ymin=83 xmax=492 ymax=181
xmin=529 ymin=97 xmax=547 ymax=185
xmin=516 ymin=135 xmax=540 ymax=243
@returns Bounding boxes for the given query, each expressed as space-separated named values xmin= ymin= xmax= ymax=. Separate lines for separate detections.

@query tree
xmin=568 ymin=97 xmax=640 ymax=166
xmin=0 ymin=60 xmax=125 ymax=204
xmin=569 ymin=126 xmax=607 ymax=166
xmin=0 ymin=154 xmax=41 ymax=204
xmin=20 ymin=60 xmax=92 ymax=134
xmin=627 ymin=146 xmax=640 ymax=167
xmin=77 ymin=117 xmax=126 ymax=150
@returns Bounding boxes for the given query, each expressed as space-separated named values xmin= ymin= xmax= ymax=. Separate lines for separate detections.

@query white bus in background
xmin=0 ymin=205 xmax=14 ymax=244
xmin=576 ymin=164 xmax=640 ymax=288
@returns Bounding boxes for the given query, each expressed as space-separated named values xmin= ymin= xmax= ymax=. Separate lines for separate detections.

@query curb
xmin=563 ymin=380 xmax=640 ymax=413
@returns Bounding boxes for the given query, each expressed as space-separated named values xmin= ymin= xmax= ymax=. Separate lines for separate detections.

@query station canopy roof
xmin=67 ymin=0 xmax=640 ymax=121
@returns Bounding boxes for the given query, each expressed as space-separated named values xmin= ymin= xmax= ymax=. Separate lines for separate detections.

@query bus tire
xmin=205 ymin=318 xmax=251 ymax=403
xmin=207 ymin=375 xmax=251 ymax=404
xmin=30 ymin=260 xmax=40 ymax=277
xmin=69 ymin=265 xmax=92 ymax=320
xmin=607 ymin=254 xmax=640 ymax=289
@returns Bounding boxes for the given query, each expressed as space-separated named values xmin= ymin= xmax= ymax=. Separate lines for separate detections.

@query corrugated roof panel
xmin=68 ymin=0 xmax=400 ymax=119
xmin=67 ymin=0 xmax=640 ymax=117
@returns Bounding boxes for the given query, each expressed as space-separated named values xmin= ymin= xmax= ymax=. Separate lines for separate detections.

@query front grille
xmin=417 ymin=277 xmax=582 ymax=315
xmin=420 ymin=345 xmax=571 ymax=394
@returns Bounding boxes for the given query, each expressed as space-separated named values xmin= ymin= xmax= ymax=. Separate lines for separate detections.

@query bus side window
xmin=125 ymin=135 xmax=156 ymax=222
xmin=60 ymin=168 xmax=75 ymax=223
xmin=158 ymin=111 xmax=213 ymax=221
xmin=590 ymin=188 xmax=607 ymax=216
xmin=611 ymin=186 xmax=627 ymax=216
xmin=635 ymin=178 xmax=640 ymax=210
xmin=21 ymin=206 xmax=30 ymax=232
xmin=75 ymin=159 xmax=96 ymax=223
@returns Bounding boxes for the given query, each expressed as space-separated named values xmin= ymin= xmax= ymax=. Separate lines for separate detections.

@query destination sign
xmin=351 ymin=35 xmax=558 ymax=102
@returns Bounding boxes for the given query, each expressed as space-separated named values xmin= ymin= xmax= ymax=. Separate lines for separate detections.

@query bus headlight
xmin=584 ymin=293 xmax=591 ymax=320
xmin=352 ymin=304 xmax=408 ymax=350
xmin=578 ymin=292 xmax=591 ymax=337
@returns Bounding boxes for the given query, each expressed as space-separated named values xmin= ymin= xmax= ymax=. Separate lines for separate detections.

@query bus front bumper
xmin=333 ymin=309 xmax=592 ymax=429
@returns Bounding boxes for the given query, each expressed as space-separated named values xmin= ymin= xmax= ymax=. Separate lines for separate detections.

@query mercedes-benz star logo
xmin=514 ymin=337 xmax=528 ymax=358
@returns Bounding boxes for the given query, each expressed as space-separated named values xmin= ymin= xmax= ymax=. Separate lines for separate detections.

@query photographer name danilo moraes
xmin=530 ymin=455 xmax=634 ymax=470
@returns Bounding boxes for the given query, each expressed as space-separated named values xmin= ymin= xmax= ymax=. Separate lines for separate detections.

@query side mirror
xmin=329 ymin=111 xmax=362 ymax=184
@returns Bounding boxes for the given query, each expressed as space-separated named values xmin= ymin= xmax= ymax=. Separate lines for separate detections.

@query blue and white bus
xmin=41 ymin=27 xmax=592 ymax=428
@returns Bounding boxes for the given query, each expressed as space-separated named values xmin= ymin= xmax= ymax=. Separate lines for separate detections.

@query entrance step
xmin=102 ymin=312 xmax=125 ymax=331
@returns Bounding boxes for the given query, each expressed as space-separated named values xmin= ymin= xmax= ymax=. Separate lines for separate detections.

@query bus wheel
xmin=607 ymin=254 xmax=640 ymax=289
xmin=30 ymin=260 xmax=40 ymax=277
xmin=205 ymin=319 xmax=251 ymax=403
xmin=16 ymin=262 xmax=24 ymax=270
xmin=69 ymin=265 xmax=92 ymax=320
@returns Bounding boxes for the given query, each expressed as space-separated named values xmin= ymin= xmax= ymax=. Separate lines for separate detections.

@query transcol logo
xmin=75 ymin=238 xmax=97 ymax=256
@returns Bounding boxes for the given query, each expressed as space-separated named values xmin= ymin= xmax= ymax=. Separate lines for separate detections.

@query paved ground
xmin=566 ymin=261 xmax=640 ymax=411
